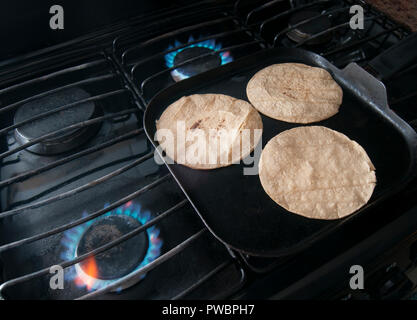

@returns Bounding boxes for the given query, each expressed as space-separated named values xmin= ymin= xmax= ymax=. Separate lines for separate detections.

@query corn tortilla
xmin=259 ymin=126 xmax=376 ymax=219
xmin=247 ymin=63 xmax=343 ymax=123
xmin=156 ymin=94 xmax=263 ymax=169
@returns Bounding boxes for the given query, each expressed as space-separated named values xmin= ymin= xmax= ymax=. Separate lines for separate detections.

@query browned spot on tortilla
xmin=217 ymin=118 xmax=226 ymax=129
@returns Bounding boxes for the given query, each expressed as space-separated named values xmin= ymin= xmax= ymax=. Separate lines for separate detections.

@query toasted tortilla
xmin=156 ymin=94 xmax=263 ymax=169
xmin=259 ymin=126 xmax=376 ymax=219
xmin=247 ymin=63 xmax=343 ymax=123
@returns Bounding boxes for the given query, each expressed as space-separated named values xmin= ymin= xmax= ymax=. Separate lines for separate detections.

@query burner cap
xmin=172 ymin=46 xmax=222 ymax=82
xmin=76 ymin=215 xmax=148 ymax=280
xmin=14 ymin=87 xmax=101 ymax=155
xmin=287 ymin=10 xmax=333 ymax=45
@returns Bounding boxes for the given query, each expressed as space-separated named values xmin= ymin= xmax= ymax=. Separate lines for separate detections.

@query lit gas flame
xmin=78 ymin=257 xmax=99 ymax=291
xmin=60 ymin=202 xmax=163 ymax=292
xmin=164 ymin=35 xmax=234 ymax=81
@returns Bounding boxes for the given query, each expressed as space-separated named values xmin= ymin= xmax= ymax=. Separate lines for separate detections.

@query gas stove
xmin=0 ymin=0 xmax=416 ymax=300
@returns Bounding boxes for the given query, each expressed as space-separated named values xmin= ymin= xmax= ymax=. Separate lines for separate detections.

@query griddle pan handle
xmin=341 ymin=63 xmax=389 ymax=110
xmin=366 ymin=32 xmax=417 ymax=81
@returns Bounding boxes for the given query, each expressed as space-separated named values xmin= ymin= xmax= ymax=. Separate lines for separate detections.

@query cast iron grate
xmin=112 ymin=2 xmax=267 ymax=103
xmin=0 ymin=34 xmax=244 ymax=299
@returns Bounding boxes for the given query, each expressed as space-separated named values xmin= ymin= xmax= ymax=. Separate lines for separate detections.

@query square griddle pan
xmin=144 ymin=46 xmax=417 ymax=257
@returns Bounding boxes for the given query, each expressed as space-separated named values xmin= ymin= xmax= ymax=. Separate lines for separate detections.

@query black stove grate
xmin=0 ymin=32 xmax=245 ymax=299
xmin=237 ymin=0 xmax=410 ymax=65
xmin=112 ymin=3 xmax=267 ymax=103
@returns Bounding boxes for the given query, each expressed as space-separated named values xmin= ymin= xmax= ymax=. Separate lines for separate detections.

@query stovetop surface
xmin=0 ymin=0 xmax=416 ymax=300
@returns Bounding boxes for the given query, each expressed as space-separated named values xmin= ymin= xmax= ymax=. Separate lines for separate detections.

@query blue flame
xmin=60 ymin=201 xmax=162 ymax=292
xmin=164 ymin=35 xmax=234 ymax=81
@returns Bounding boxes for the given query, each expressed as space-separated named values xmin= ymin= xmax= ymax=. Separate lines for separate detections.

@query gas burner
xmin=165 ymin=37 xmax=233 ymax=82
xmin=61 ymin=202 xmax=162 ymax=292
xmin=76 ymin=215 xmax=148 ymax=280
xmin=172 ymin=47 xmax=221 ymax=81
xmin=14 ymin=87 xmax=102 ymax=156
xmin=287 ymin=10 xmax=333 ymax=46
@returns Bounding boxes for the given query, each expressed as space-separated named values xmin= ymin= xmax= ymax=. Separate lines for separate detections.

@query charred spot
xmin=190 ymin=119 xmax=202 ymax=129
xmin=281 ymin=90 xmax=297 ymax=99
xmin=217 ymin=118 xmax=226 ymax=129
